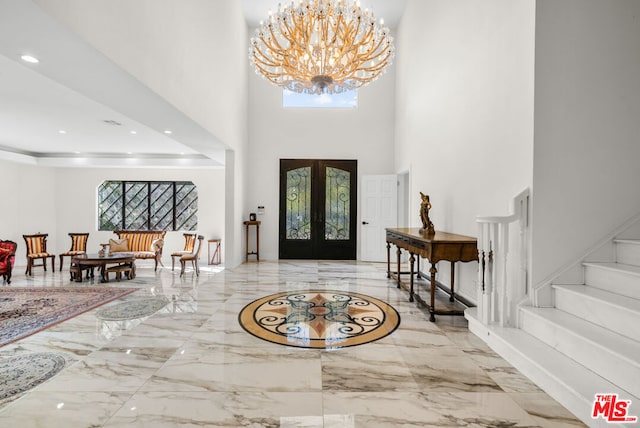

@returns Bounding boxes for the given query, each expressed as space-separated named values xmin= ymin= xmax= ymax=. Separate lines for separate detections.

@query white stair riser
xmin=520 ymin=309 xmax=640 ymax=399
xmin=554 ymin=287 xmax=640 ymax=342
xmin=584 ymin=265 xmax=640 ymax=300
xmin=467 ymin=315 xmax=594 ymax=426
xmin=616 ymin=242 xmax=640 ymax=267
xmin=468 ymin=308 xmax=634 ymax=428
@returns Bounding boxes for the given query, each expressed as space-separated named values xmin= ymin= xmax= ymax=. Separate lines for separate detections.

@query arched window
xmin=98 ymin=181 xmax=197 ymax=231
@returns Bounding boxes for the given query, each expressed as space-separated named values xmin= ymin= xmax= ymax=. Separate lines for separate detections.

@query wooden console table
xmin=244 ymin=220 xmax=260 ymax=262
xmin=386 ymin=228 xmax=477 ymax=322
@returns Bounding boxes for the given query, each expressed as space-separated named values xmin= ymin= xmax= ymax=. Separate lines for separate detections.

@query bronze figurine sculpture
xmin=419 ymin=192 xmax=435 ymax=235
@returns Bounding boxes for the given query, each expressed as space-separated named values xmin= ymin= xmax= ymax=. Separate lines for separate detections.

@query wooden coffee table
xmin=70 ymin=253 xmax=136 ymax=283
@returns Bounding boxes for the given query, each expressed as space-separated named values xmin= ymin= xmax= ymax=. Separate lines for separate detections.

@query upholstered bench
xmin=110 ymin=230 xmax=166 ymax=271
xmin=104 ymin=264 xmax=132 ymax=282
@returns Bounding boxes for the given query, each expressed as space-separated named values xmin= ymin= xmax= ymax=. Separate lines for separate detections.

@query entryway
xmin=279 ymin=159 xmax=357 ymax=259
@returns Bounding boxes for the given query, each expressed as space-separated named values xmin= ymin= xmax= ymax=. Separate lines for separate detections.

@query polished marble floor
xmin=0 ymin=260 xmax=585 ymax=427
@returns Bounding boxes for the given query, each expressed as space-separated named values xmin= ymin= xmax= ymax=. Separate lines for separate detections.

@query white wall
xmin=0 ymin=159 xmax=225 ymax=271
xmin=54 ymin=167 xmax=225 ymax=268
xmin=394 ymin=0 xmax=535 ymax=301
xmin=0 ymin=160 xmax=57 ymax=268
xmin=247 ymin=67 xmax=396 ymax=260
xmin=532 ymin=0 xmax=640 ymax=286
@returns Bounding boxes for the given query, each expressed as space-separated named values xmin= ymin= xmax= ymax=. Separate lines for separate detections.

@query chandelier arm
xmin=282 ymin=15 xmax=297 ymax=44
xmin=353 ymin=44 xmax=382 ymax=69
xmin=345 ymin=34 xmax=380 ymax=71
xmin=346 ymin=15 xmax=364 ymax=49
xmin=253 ymin=55 xmax=284 ymax=77
xmin=332 ymin=17 xmax=354 ymax=65
xmin=255 ymin=29 xmax=284 ymax=60
xmin=346 ymin=20 xmax=375 ymax=62
xmin=320 ymin=14 xmax=333 ymax=74
xmin=356 ymin=23 xmax=376 ymax=51
xmin=288 ymin=13 xmax=311 ymax=55
xmin=326 ymin=26 xmax=356 ymax=78
xmin=260 ymin=44 xmax=284 ymax=66
xmin=253 ymin=62 xmax=282 ymax=83
xmin=354 ymin=59 xmax=391 ymax=76
xmin=253 ymin=45 xmax=282 ymax=69
xmin=363 ymin=47 xmax=392 ymax=67
xmin=267 ymin=26 xmax=288 ymax=53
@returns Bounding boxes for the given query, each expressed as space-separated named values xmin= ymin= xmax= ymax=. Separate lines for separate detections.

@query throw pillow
xmin=152 ymin=238 xmax=164 ymax=252
xmin=109 ymin=238 xmax=129 ymax=253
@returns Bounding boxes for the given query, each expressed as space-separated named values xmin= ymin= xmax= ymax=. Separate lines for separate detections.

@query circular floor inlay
xmin=0 ymin=352 xmax=66 ymax=400
xmin=238 ymin=290 xmax=400 ymax=349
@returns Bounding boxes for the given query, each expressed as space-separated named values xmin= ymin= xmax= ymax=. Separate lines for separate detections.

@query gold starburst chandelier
xmin=250 ymin=0 xmax=394 ymax=94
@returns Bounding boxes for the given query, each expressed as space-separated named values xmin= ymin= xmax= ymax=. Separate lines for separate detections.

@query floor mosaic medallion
xmin=238 ymin=290 xmax=400 ymax=349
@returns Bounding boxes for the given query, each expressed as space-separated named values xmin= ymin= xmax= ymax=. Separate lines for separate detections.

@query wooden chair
xmin=0 ymin=240 xmax=17 ymax=284
xmin=23 ymin=233 xmax=56 ymax=276
xmin=180 ymin=235 xmax=204 ymax=277
xmin=171 ymin=233 xmax=197 ymax=271
xmin=59 ymin=233 xmax=89 ymax=271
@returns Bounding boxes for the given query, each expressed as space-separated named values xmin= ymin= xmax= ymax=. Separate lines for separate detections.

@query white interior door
xmin=361 ymin=175 xmax=398 ymax=262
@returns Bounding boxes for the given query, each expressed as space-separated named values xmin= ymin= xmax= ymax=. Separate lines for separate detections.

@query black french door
xmin=279 ymin=159 xmax=357 ymax=259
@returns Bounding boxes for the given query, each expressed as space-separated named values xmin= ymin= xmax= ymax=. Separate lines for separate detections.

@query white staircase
xmin=467 ymin=238 xmax=640 ymax=427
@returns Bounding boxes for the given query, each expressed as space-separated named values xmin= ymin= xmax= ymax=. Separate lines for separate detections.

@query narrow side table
xmin=244 ymin=220 xmax=260 ymax=262
xmin=208 ymin=239 xmax=221 ymax=265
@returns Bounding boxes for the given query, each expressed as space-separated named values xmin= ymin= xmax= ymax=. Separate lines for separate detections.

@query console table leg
xmin=450 ymin=262 xmax=456 ymax=302
xmin=386 ymin=242 xmax=391 ymax=279
xmin=429 ymin=264 xmax=438 ymax=322
xmin=409 ymin=253 xmax=415 ymax=302
xmin=396 ymin=246 xmax=402 ymax=289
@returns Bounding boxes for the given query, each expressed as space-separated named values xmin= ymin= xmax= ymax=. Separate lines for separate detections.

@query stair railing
xmin=476 ymin=189 xmax=530 ymax=327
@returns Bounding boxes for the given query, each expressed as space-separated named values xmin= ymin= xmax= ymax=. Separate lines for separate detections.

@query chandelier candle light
xmin=250 ymin=0 xmax=394 ymax=94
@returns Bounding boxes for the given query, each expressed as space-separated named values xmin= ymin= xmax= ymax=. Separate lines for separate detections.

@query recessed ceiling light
xmin=164 ymin=130 xmax=172 ymax=135
xmin=180 ymin=152 xmax=185 ymax=155
xmin=127 ymin=152 xmax=133 ymax=155
xmin=130 ymin=130 xmax=137 ymax=135
xmin=21 ymin=55 xmax=39 ymax=63
xmin=58 ymin=130 xmax=67 ymax=134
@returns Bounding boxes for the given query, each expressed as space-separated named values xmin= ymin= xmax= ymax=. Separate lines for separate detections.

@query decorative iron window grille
xmin=98 ymin=181 xmax=198 ymax=231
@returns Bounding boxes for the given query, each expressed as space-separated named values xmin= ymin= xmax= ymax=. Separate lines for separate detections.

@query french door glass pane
xmin=325 ymin=167 xmax=350 ymax=240
xmin=286 ymin=167 xmax=312 ymax=240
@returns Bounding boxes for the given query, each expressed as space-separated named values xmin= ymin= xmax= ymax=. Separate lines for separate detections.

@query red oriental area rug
xmin=0 ymin=287 xmax=138 ymax=347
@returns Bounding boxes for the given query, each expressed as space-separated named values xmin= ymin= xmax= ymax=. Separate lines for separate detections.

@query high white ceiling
xmin=0 ymin=0 xmax=406 ymax=168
